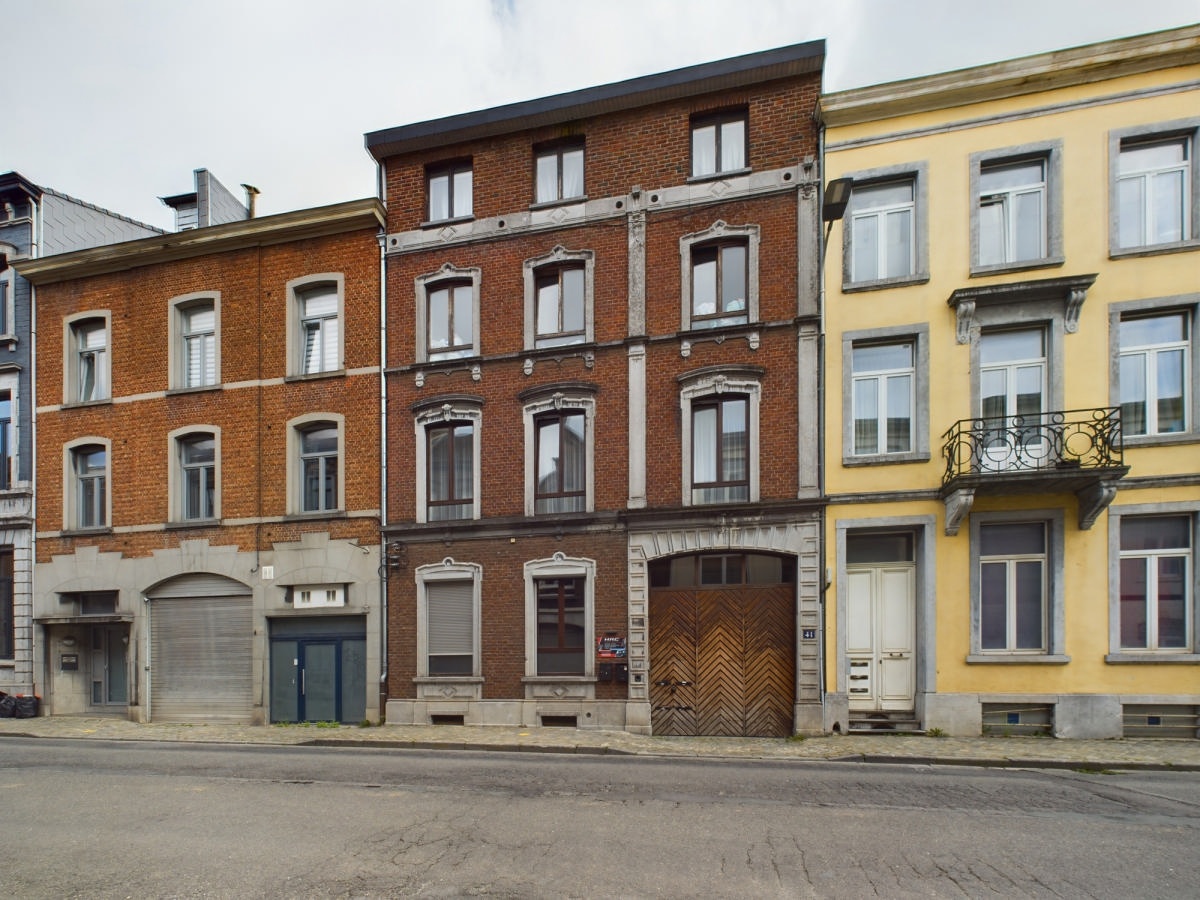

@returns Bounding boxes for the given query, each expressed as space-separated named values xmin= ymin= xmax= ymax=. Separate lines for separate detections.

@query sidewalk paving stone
xmin=2 ymin=715 xmax=1198 ymax=771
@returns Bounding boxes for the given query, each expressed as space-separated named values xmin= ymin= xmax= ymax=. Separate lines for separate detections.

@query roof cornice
xmin=820 ymin=24 xmax=1200 ymax=127
xmin=15 ymin=198 xmax=385 ymax=285
xmin=365 ymin=40 xmax=824 ymax=159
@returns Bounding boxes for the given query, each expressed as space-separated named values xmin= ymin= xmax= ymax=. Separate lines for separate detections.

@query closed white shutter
xmin=428 ymin=581 xmax=473 ymax=657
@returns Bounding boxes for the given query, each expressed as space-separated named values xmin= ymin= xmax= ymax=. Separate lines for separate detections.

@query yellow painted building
xmin=819 ymin=25 xmax=1200 ymax=738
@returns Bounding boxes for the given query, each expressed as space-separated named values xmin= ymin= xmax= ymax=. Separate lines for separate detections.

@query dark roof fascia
xmin=16 ymin=198 xmax=385 ymax=286
xmin=365 ymin=40 xmax=825 ymax=160
xmin=0 ymin=171 xmax=43 ymax=203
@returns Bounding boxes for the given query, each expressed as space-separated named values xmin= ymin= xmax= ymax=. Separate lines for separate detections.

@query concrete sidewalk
xmin=2 ymin=714 xmax=1199 ymax=770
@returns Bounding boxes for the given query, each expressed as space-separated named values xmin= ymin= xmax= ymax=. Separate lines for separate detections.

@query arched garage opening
xmin=649 ymin=552 xmax=796 ymax=737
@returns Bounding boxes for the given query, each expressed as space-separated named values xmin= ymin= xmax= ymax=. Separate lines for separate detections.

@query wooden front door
xmin=650 ymin=585 xmax=794 ymax=737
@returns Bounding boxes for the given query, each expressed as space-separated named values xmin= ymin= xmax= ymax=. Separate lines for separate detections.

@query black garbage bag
xmin=0 ymin=692 xmax=17 ymax=718
xmin=12 ymin=695 xmax=39 ymax=718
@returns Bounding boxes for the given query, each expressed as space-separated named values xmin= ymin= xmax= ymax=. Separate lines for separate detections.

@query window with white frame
xmin=535 ymin=142 xmax=584 ymax=204
xmin=293 ymin=584 xmax=346 ymax=609
xmin=289 ymin=418 xmax=342 ymax=515
xmin=971 ymin=143 xmax=1062 ymax=274
xmin=680 ymin=369 xmax=760 ymax=507
xmin=71 ymin=442 xmax=108 ymax=530
xmin=969 ymin=511 xmax=1065 ymax=661
xmin=173 ymin=297 xmax=217 ymax=389
xmin=414 ymin=397 xmax=482 ymax=524
xmin=427 ymin=159 xmax=473 ymax=222
xmin=417 ymin=560 xmax=481 ymax=679
xmin=299 ymin=284 xmax=339 ymax=374
xmin=1109 ymin=120 xmax=1199 ymax=254
xmin=416 ymin=264 xmax=480 ymax=363
xmin=176 ymin=432 xmax=216 ymax=521
xmin=69 ymin=316 xmax=109 ymax=403
xmin=524 ymin=553 xmax=594 ymax=679
xmin=1117 ymin=136 xmax=1190 ymax=249
xmin=691 ymin=110 xmax=747 ymax=177
xmin=1119 ymin=515 xmax=1192 ymax=652
xmin=522 ymin=387 xmax=595 ymax=516
xmin=679 ymin=222 xmax=759 ymax=331
xmin=0 ymin=545 xmax=12 ymax=660
xmin=1119 ymin=312 xmax=1189 ymax=436
xmin=523 ymin=246 xmax=593 ymax=350
xmin=849 ymin=180 xmax=915 ymax=283
xmin=851 ymin=342 xmax=914 ymax=456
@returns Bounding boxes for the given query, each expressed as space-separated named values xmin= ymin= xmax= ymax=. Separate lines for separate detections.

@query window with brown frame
xmin=427 ymin=160 xmax=473 ymax=221
xmin=535 ymin=576 xmax=586 ymax=675
xmin=690 ymin=240 xmax=748 ymax=328
xmin=535 ymin=142 xmax=584 ymax=204
xmin=691 ymin=394 xmax=749 ymax=504
xmin=691 ymin=110 xmax=747 ymax=177
xmin=534 ymin=409 xmax=586 ymax=514
xmin=534 ymin=265 xmax=586 ymax=348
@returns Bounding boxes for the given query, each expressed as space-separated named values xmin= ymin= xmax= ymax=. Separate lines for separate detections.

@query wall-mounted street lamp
xmin=821 ymin=177 xmax=853 ymax=251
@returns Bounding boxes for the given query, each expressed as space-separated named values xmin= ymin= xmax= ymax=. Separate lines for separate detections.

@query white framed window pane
xmin=1118 ymin=177 xmax=1145 ymax=248
xmin=452 ymin=170 xmax=472 ymax=217
xmin=886 ymin=373 xmax=912 ymax=453
xmin=429 ymin=174 xmax=449 ymax=220
xmin=981 ymin=369 xmax=1007 ymax=421
xmin=302 ymin=322 xmax=322 ymax=373
xmin=1121 ymin=515 xmax=1191 ymax=551
xmin=981 ymin=329 xmax=1043 ymax=363
xmin=1121 ymin=140 xmax=1187 ymax=172
xmin=536 ymin=280 xmax=559 ymax=335
xmin=1120 ymin=556 xmax=1149 ymax=648
xmin=978 ymin=200 xmax=1005 ymax=266
xmin=692 ymin=124 xmax=716 ymax=176
xmin=1121 ymin=314 xmax=1186 ymax=345
xmin=692 ymin=406 xmax=717 ymax=481
xmin=982 ymin=161 xmax=1043 ymax=191
xmin=322 ymin=318 xmax=338 ymax=371
xmin=1158 ymin=556 xmax=1188 ymax=648
xmin=1014 ymin=560 xmax=1044 ymax=649
xmin=1156 ymin=348 xmax=1186 ymax=433
xmin=1015 ymin=365 xmax=1043 ymax=417
xmin=980 ymin=561 xmax=1007 ymax=649
xmin=853 ymin=378 xmax=879 ymax=455
xmin=884 ymin=208 xmax=912 ymax=278
xmin=561 ymin=148 xmax=583 ymax=197
xmin=1120 ymin=352 xmax=1148 ymax=435
xmin=719 ymin=119 xmax=745 ymax=171
xmin=1014 ymin=190 xmax=1044 ymax=260
xmin=852 ymin=213 xmax=879 ymax=282
xmin=1152 ymin=170 xmax=1185 ymax=244
xmin=722 ymin=400 xmax=747 ymax=481
xmin=853 ymin=342 xmax=912 ymax=372
xmin=536 ymin=154 xmax=558 ymax=203
xmin=981 ymin=522 xmax=1044 ymax=556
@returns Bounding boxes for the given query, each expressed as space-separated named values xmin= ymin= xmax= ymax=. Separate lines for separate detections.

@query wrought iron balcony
xmin=939 ymin=407 xmax=1129 ymax=534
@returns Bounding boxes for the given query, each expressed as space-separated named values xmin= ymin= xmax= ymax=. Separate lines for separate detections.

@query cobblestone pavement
xmin=2 ymin=714 xmax=1199 ymax=770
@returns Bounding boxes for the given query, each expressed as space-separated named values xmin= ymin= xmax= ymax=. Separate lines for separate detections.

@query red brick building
xmin=20 ymin=198 xmax=386 ymax=724
xmin=367 ymin=43 xmax=826 ymax=735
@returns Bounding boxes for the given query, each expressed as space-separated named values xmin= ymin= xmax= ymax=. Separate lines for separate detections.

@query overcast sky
xmin=6 ymin=0 xmax=1198 ymax=229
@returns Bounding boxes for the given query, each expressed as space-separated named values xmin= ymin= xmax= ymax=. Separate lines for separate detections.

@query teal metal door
xmin=269 ymin=619 xmax=366 ymax=724
xmin=301 ymin=643 xmax=337 ymax=722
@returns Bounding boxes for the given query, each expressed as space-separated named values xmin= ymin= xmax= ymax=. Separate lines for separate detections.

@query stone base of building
xmin=385 ymin=698 xmax=632 ymax=730
xmin=923 ymin=692 xmax=1200 ymax=739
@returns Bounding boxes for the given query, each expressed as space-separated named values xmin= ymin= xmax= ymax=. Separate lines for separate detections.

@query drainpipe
xmin=815 ymin=110 xmax=829 ymax=729
xmin=376 ymin=159 xmax=389 ymax=722
xmin=28 ymin=189 xmax=41 ymax=699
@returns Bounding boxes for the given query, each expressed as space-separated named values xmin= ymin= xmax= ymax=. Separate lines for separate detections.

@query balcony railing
xmin=942 ymin=407 xmax=1124 ymax=485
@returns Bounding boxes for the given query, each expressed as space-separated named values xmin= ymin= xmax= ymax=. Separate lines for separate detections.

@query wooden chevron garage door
xmin=649 ymin=585 xmax=795 ymax=737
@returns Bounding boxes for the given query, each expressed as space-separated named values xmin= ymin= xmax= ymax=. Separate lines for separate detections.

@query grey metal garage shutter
xmin=149 ymin=590 xmax=253 ymax=723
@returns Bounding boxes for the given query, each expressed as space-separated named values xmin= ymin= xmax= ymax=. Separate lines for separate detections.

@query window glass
xmin=691 ymin=242 xmax=747 ymax=328
xmin=979 ymin=158 xmax=1046 ymax=265
xmin=428 ymin=163 xmax=472 ymax=220
xmin=846 ymin=532 xmax=914 ymax=564
xmin=180 ymin=435 xmax=215 ymax=520
xmin=75 ymin=446 xmax=107 ymax=528
xmin=850 ymin=180 xmax=915 ymax=282
xmin=427 ymin=422 xmax=473 ymax=521
xmin=0 ymin=391 xmax=11 ymax=490
xmin=1118 ymin=137 xmax=1189 ymax=248
xmin=1120 ymin=515 xmax=1192 ymax=651
xmin=301 ymin=425 xmax=338 ymax=512
xmin=852 ymin=342 xmax=915 ymax=456
xmin=691 ymin=112 xmax=746 ymax=177
xmin=75 ymin=320 xmax=107 ymax=402
xmin=692 ymin=396 xmax=749 ymax=504
xmin=1120 ymin=312 xmax=1189 ymax=436
xmin=183 ymin=303 xmax=216 ymax=387
xmin=535 ymin=266 xmax=586 ymax=347
xmin=535 ymin=411 xmax=586 ymax=514
xmin=300 ymin=287 xmax=339 ymax=374
xmin=980 ymin=521 xmax=1045 ymax=556
xmin=428 ymin=282 xmax=473 ymax=358
xmin=536 ymin=577 xmax=585 ymax=675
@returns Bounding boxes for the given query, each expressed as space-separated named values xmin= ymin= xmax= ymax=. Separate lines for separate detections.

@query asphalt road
xmin=2 ymin=737 xmax=1198 ymax=898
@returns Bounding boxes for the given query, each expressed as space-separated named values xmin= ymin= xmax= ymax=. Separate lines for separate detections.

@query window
xmin=691 ymin=395 xmax=749 ymax=504
xmin=849 ymin=180 xmax=915 ymax=283
xmin=287 ymin=276 xmax=344 ymax=377
xmin=416 ymin=559 xmax=482 ymax=680
xmin=416 ymin=264 xmax=480 ymax=363
xmin=176 ymin=432 xmax=216 ymax=521
xmin=427 ymin=281 xmax=474 ymax=359
xmin=970 ymin=143 xmax=1062 ymax=274
xmin=842 ymin=325 xmax=930 ymax=466
xmin=0 ymin=390 xmax=11 ymax=489
xmin=71 ymin=443 xmax=108 ymax=530
xmin=68 ymin=316 xmax=109 ymax=403
xmin=172 ymin=296 xmax=217 ymax=389
xmin=1120 ymin=516 xmax=1192 ymax=652
xmin=679 ymin=221 xmax=759 ymax=331
xmin=535 ymin=142 xmax=584 ymax=204
xmin=979 ymin=522 xmax=1046 ymax=652
xmin=522 ymin=386 xmax=595 ymax=516
xmin=680 ymin=368 xmax=760 ymax=507
xmin=1109 ymin=120 xmax=1200 ymax=254
xmin=414 ymin=397 xmax=482 ymax=524
xmin=1120 ymin=312 xmax=1189 ymax=436
xmin=0 ymin=545 xmax=11 ymax=660
xmin=300 ymin=423 xmax=338 ymax=513
xmin=534 ymin=410 xmax=586 ymax=514
xmin=426 ymin=421 xmax=473 ymax=521
xmin=524 ymin=552 xmax=595 ymax=679
xmin=852 ymin=343 xmax=914 ymax=456
xmin=691 ymin=241 xmax=747 ymax=329
xmin=0 ymin=265 xmax=11 ymax=337
xmin=969 ymin=511 xmax=1065 ymax=661
xmin=691 ymin=110 xmax=746 ymax=177
xmin=427 ymin=160 xmax=472 ymax=221
xmin=523 ymin=246 xmax=594 ymax=350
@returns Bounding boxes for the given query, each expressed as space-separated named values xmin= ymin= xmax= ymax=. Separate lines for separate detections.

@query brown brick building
xmin=367 ymin=42 xmax=827 ymax=735
xmin=19 ymin=198 xmax=386 ymax=724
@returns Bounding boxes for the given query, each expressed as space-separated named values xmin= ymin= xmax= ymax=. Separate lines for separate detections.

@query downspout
xmin=28 ymin=190 xmax=41 ymax=699
xmin=814 ymin=106 xmax=829 ymax=728
xmin=376 ymin=159 xmax=389 ymax=722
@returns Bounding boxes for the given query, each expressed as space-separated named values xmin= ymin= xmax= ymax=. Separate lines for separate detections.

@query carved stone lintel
xmin=943 ymin=488 xmax=975 ymax=536
xmin=955 ymin=300 xmax=976 ymax=345
xmin=1077 ymin=479 xmax=1118 ymax=530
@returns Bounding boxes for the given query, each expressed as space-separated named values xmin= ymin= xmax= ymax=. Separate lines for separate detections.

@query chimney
xmin=242 ymin=184 xmax=260 ymax=219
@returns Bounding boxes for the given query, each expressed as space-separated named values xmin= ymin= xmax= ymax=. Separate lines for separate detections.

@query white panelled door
xmin=847 ymin=564 xmax=915 ymax=711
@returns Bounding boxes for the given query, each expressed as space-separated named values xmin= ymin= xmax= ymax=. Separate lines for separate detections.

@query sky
xmin=5 ymin=0 xmax=1198 ymax=230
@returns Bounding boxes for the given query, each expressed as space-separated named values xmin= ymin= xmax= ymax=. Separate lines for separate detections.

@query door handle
xmin=301 ymin=670 xmax=306 ymax=696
